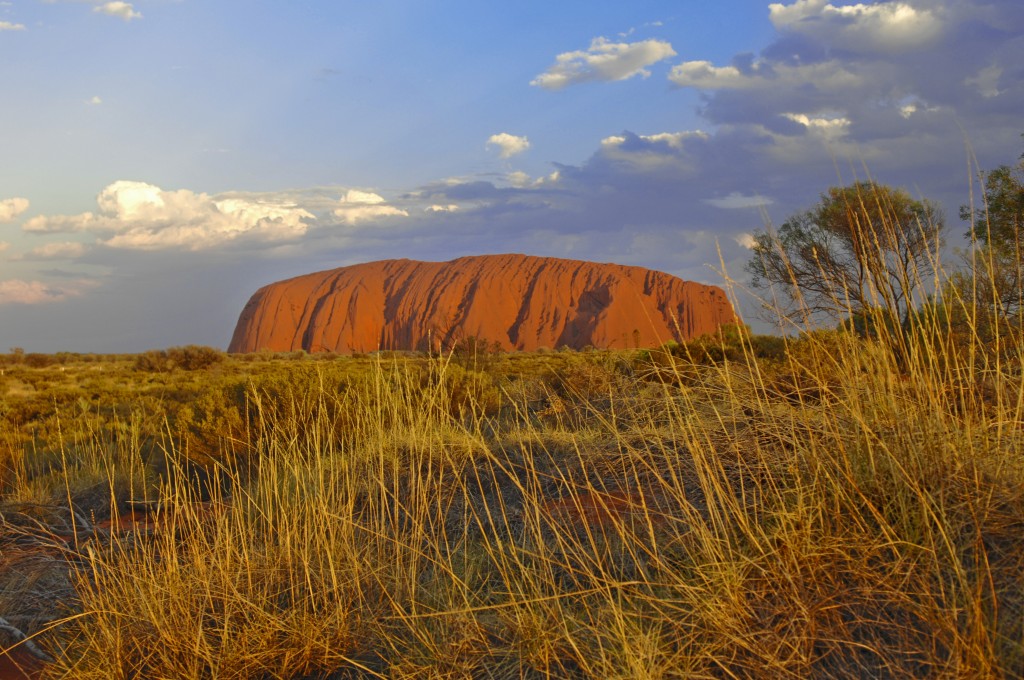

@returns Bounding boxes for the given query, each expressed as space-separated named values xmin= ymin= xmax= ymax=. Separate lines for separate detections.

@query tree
xmin=961 ymin=149 xmax=1024 ymax=248
xmin=747 ymin=181 xmax=944 ymax=328
xmin=957 ymin=144 xmax=1024 ymax=326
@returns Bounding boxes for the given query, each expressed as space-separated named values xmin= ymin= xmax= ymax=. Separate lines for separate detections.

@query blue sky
xmin=1 ymin=0 xmax=1022 ymax=352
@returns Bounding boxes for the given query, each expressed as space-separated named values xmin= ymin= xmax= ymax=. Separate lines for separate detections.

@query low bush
xmin=135 ymin=345 xmax=225 ymax=372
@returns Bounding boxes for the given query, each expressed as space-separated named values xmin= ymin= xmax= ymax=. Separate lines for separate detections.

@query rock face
xmin=228 ymin=254 xmax=736 ymax=353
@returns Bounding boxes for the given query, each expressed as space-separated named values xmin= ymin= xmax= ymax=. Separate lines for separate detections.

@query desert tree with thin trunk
xmin=746 ymin=181 xmax=944 ymax=329
xmin=956 ymin=141 xmax=1024 ymax=335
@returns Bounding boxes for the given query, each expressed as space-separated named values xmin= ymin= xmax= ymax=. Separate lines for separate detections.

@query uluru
xmin=228 ymin=254 xmax=736 ymax=354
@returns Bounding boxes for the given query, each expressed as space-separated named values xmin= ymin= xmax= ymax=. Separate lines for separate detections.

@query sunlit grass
xmin=1 ymin=190 xmax=1023 ymax=676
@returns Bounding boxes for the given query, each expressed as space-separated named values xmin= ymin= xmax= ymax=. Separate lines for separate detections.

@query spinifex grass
xmin=14 ymin=323 xmax=1015 ymax=678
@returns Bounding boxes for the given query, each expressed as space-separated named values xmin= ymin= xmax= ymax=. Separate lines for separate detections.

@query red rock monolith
xmin=228 ymin=254 xmax=736 ymax=353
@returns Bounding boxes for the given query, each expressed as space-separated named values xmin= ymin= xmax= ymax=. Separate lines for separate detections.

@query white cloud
xmin=597 ymin=130 xmax=709 ymax=170
xmin=669 ymin=61 xmax=746 ymax=89
xmin=486 ymin=133 xmax=530 ymax=159
xmin=768 ymin=0 xmax=944 ymax=52
xmin=602 ymin=131 xmax=708 ymax=149
xmin=734 ymin=233 xmax=758 ymax=249
xmin=426 ymin=204 xmax=459 ymax=213
xmin=24 ymin=181 xmax=315 ymax=250
xmin=0 ymin=242 xmax=8 ymax=253
xmin=507 ymin=171 xmax=531 ymax=187
xmin=333 ymin=190 xmax=408 ymax=225
xmin=23 ymin=214 xmax=94 ymax=234
xmin=965 ymin=63 xmax=1003 ymax=98
xmin=340 ymin=189 xmax=386 ymax=205
xmin=706 ymin=192 xmax=775 ymax=210
xmin=0 ymin=197 xmax=29 ymax=222
xmin=669 ymin=59 xmax=862 ymax=92
xmin=637 ymin=131 xmax=706 ymax=149
xmin=598 ymin=130 xmax=708 ymax=171
xmin=501 ymin=170 xmax=562 ymax=189
xmin=531 ymin=37 xmax=677 ymax=90
xmin=0 ymin=280 xmax=87 ymax=305
xmin=891 ymin=97 xmax=941 ymax=119
xmin=88 ymin=95 xmax=103 ymax=105
xmin=13 ymin=241 xmax=88 ymax=260
xmin=0 ymin=20 xmax=25 ymax=31
xmin=544 ymin=170 xmax=561 ymax=184
xmin=94 ymin=1 xmax=142 ymax=21
xmin=783 ymin=112 xmax=851 ymax=138
xmin=665 ymin=0 xmax=1014 ymax=162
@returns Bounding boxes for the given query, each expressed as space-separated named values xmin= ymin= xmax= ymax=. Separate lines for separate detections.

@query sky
xmin=1 ymin=0 xmax=1022 ymax=352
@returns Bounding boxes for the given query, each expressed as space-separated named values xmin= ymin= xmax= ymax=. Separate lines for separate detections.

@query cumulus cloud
xmin=965 ymin=63 xmax=1003 ymax=98
xmin=426 ymin=204 xmax=459 ymax=213
xmin=531 ymin=37 xmax=677 ymax=90
xmin=0 ymin=20 xmax=25 ymax=31
xmin=782 ymin=112 xmax=851 ymax=139
xmin=665 ymin=0 xmax=1023 ymax=156
xmin=333 ymin=190 xmax=408 ymax=225
xmin=768 ymin=0 xmax=944 ymax=53
xmin=600 ymin=131 xmax=709 ymax=149
xmin=597 ymin=130 xmax=709 ymax=171
xmin=603 ymin=132 xmax=704 ymax=152
xmin=0 ymin=280 xmax=87 ymax=305
xmin=507 ymin=171 xmax=531 ymax=187
xmin=486 ymin=133 xmax=530 ymax=159
xmin=734 ymin=233 xmax=758 ymax=249
xmin=24 ymin=181 xmax=315 ymax=250
xmin=94 ymin=1 xmax=142 ymax=21
xmin=0 ymin=197 xmax=29 ymax=222
xmin=12 ymin=241 xmax=88 ymax=260
xmin=23 ymin=214 xmax=94 ymax=234
xmin=669 ymin=59 xmax=862 ymax=93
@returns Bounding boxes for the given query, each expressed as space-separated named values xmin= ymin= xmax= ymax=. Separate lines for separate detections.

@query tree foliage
xmin=961 ymin=152 xmax=1024 ymax=248
xmin=747 ymin=181 xmax=944 ymax=327
xmin=956 ymin=145 xmax=1024 ymax=327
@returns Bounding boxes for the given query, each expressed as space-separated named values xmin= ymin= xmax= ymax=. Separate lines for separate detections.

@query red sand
xmin=0 ymin=650 xmax=44 ymax=680
xmin=542 ymin=490 xmax=672 ymax=529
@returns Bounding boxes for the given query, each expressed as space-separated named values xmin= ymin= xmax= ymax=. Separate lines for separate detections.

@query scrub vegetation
xmin=2 ymin=163 xmax=1024 ymax=678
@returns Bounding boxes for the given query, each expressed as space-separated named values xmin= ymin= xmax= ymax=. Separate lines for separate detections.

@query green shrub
xmin=23 ymin=353 xmax=58 ymax=368
xmin=166 ymin=345 xmax=226 ymax=371
xmin=135 ymin=346 xmax=225 ymax=372
xmin=135 ymin=349 xmax=172 ymax=372
xmin=450 ymin=335 xmax=504 ymax=371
